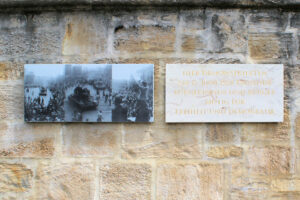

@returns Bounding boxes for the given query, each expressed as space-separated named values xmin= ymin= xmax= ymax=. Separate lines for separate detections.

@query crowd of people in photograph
xmin=24 ymin=83 xmax=65 ymax=122
xmin=112 ymin=79 xmax=153 ymax=122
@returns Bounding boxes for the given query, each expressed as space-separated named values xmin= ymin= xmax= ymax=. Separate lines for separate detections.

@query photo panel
xmin=24 ymin=64 xmax=154 ymax=123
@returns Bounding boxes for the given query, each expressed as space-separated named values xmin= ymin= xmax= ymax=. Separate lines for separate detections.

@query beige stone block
xmin=137 ymin=11 xmax=177 ymax=26
xmin=114 ymin=25 xmax=176 ymax=53
xmin=249 ymin=33 xmax=280 ymax=61
xmin=99 ymin=163 xmax=151 ymax=200
xmin=270 ymin=192 xmax=300 ymax=199
xmin=122 ymin=123 xmax=204 ymax=159
xmin=0 ymin=120 xmax=59 ymax=157
xmin=0 ymin=163 xmax=33 ymax=192
xmin=248 ymin=11 xmax=288 ymax=32
xmin=295 ymin=113 xmax=300 ymax=141
xmin=248 ymin=33 xmax=293 ymax=63
xmin=0 ymin=62 xmax=23 ymax=80
xmin=246 ymin=146 xmax=291 ymax=176
xmin=230 ymin=161 xmax=270 ymax=190
xmin=271 ymin=179 xmax=300 ymax=192
xmin=241 ymin=108 xmax=290 ymax=143
xmin=36 ymin=161 xmax=95 ymax=200
xmin=156 ymin=163 xmax=224 ymax=200
xmin=62 ymin=124 xmax=120 ymax=157
xmin=230 ymin=190 xmax=269 ymax=200
xmin=206 ymin=146 xmax=243 ymax=159
xmin=0 ymin=80 xmax=23 ymax=120
xmin=206 ymin=124 xmax=237 ymax=143
xmin=62 ymin=14 xmax=106 ymax=56
xmin=181 ymin=35 xmax=206 ymax=52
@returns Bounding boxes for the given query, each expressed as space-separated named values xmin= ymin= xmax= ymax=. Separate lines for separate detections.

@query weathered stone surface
xmin=0 ymin=121 xmax=59 ymax=157
xmin=137 ymin=11 xmax=177 ymax=27
xmin=181 ymin=35 xmax=206 ymax=52
xmin=208 ymin=10 xmax=247 ymax=53
xmin=248 ymin=33 xmax=293 ymax=63
xmin=99 ymin=163 xmax=151 ymax=200
xmin=114 ymin=25 xmax=176 ymax=53
xmin=241 ymin=108 xmax=290 ymax=143
xmin=36 ymin=161 xmax=95 ymax=199
xmin=206 ymin=124 xmax=237 ymax=143
xmin=230 ymin=190 xmax=269 ymax=200
xmin=157 ymin=163 xmax=224 ymax=200
xmin=62 ymin=124 xmax=120 ymax=157
xmin=248 ymin=10 xmax=288 ymax=32
xmin=270 ymin=192 xmax=300 ymax=200
xmin=62 ymin=13 xmax=107 ymax=56
xmin=0 ymin=81 xmax=24 ymax=120
xmin=0 ymin=14 xmax=63 ymax=59
xmin=298 ymin=35 xmax=300 ymax=60
xmin=246 ymin=146 xmax=291 ymax=176
xmin=271 ymin=179 xmax=300 ymax=192
xmin=180 ymin=10 xmax=206 ymax=52
xmin=122 ymin=123 xmax=204 ymax=159
xmin=0 ymin=62 xmax=23 ymax=80
xmin=0 ymin=163 xmax=33 ymax=192
xmin=229 ymin=161 xmax=271 ymax=199
xmin=291 ymin=13 xmax=300 ymax=28
xmin=206 ymin=146 xmax=243 ymax=159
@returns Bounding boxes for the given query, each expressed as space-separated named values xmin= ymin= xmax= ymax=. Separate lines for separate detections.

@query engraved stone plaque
xmin=166 ymin=64 xmax=283 ymax=123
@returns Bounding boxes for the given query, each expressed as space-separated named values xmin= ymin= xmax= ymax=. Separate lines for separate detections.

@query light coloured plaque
xmin=166 ymin=64 xmax=284 ymax=123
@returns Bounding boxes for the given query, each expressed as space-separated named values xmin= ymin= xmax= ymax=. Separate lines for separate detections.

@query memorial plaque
xmin=24 ymin=64 xmax=154 ymax=122
xmin=166 ymin=64 xmax=283 ymax=123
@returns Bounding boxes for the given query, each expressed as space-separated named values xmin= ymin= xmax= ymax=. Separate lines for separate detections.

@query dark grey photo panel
xmin=24 ymin=64 xmax=154 ymax=123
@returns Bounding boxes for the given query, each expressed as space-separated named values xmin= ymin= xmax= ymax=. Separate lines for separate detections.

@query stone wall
xmin=1 ymin=1 xmax=300 ymax=199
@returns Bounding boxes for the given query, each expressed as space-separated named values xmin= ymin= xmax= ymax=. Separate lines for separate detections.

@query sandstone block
xmin=0 ymin=62 xmax=23 ymax=80
xmin=206 ymin=124 xmax=237 ymax=143
xmin=36 ymin=161 xmax=95 ymax=200
xmin=122 ymin=123 xmax=204 ymax=159
xmin=181 ymin=35 xmax=206 ymax=52
xmin=99 ymin=163 xmax=152 ymax=200
xmin=62 ymin=124 xmax=120 ymax=157
xmin=137 ymin=11 xmax=177 ymax=26
xmin=241 ymin=108 xmax=290 ymax=143
xmin=114 ymin=25 xmax=176 ymax=53
xmin=0 ymin=14 xmax=26 ymax=29
xmin=230 ymin=190 xmax=269 ymax=200
xmin=248 ymin=33 xmax=293 ymax=63
xmin=248 ymin=10 xmax=288 ymax=32
xmin=0 ymin=80 xmax=24 ymax=120
xmin=293 ymin=113 xmax=300 ymax=141
xmin=0 ymin=22 xmax=63 ymax=59
xmin=208 ymin=10 xmax=247 ymax=53
xmin=0 ymin=120 xmax=59 ymax=157
xmin=271 ymin=179 xmax=300 ymax=192
xmin=0 ymin=163 xmax=33 ymax=192
xmin=157 ymin=163 xmax=224 ymax=200
xmin=206 ymin=146 xmax=243 ymax=159
xmin=246 ymin=146 xmax=291 ymax=176
xmin=291 ymin=13 xmax=300 ymax=28
xmin=62 ymin=13 xmax=107 ymax=56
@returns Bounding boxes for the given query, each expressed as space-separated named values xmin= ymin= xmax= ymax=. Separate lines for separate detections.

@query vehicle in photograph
xmin=68 ymin=86 xmax=98 ymax=111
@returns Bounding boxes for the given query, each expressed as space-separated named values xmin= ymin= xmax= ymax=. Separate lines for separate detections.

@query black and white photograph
xmin=24 ymin=64 xmax=65 ymax=122
xmin=112 ymin=64 xmax=154 ymax=122
xmin=24 ymin=64 xmax=154 ymax=122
